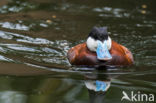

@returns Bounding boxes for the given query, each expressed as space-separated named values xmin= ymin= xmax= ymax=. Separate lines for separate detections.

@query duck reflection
xmin=83 ymin=67 xmax=118 ymax=103
xmin=85 ymin=80 xmax=110 ymax=92
xmin=85 ymin=79 xmax=110 ymax=103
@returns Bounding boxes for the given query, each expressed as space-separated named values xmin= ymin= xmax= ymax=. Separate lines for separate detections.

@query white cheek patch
xmin=86 ymin=37 xmax=97 ymax=52
xmin=107 ymin=37 xmax=112 ymax=50
xmin=86 ymin=36 xmax=112 ymax=52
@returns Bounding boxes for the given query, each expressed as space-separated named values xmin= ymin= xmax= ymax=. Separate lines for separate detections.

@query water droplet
xmin=52 ymin=15 xmax=56 ymax=19
xmin=46 ymin=20 xmax=52 ymax=24
xmin=142 ymin=5 xmax=147 ymax=9
xmin=141 ymin=10 xmax=146 ymax=14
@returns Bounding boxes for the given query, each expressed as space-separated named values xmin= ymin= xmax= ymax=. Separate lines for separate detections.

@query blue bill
xmin=96 ymin=40 xmax=112 ymax=60
xmin=96 ymin=80 xmax=107 ymax=91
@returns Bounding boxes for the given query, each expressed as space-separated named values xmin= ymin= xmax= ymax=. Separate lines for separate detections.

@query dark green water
xmin=0 ymin=0 xmax=155 ymax=103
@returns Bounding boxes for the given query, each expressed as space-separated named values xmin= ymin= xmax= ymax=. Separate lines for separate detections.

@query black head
xmin=88 ymin=27 xmax=108 ymax=41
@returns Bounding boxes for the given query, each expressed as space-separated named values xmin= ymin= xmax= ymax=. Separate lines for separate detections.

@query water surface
xmin=0 ymin=0 xmax=155 ymax=103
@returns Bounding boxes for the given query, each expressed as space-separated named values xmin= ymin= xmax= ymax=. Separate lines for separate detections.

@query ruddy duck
xmin=67 ymin=27 xmax=134 ymax=66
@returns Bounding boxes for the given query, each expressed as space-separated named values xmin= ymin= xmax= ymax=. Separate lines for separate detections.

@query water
xmin=0 ymin=0 xmax=155 ymax=103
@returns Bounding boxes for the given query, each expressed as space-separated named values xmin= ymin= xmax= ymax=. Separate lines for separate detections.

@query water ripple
xmin=0 ymin=29 xmax=72 ymax=68
xmin=0 ymin=22 xmax=29 ymax=31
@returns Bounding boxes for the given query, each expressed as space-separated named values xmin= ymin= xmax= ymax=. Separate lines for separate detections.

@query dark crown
xmin=88 ymin=27 xmax=108 ymax=41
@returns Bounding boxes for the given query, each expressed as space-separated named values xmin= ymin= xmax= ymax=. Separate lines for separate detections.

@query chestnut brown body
xmin=67 ymin=41 xmax=134 ymax=66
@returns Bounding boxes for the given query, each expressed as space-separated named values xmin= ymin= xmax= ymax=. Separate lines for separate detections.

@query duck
xmin=67 ymin=27 xmax=134 ymax=66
